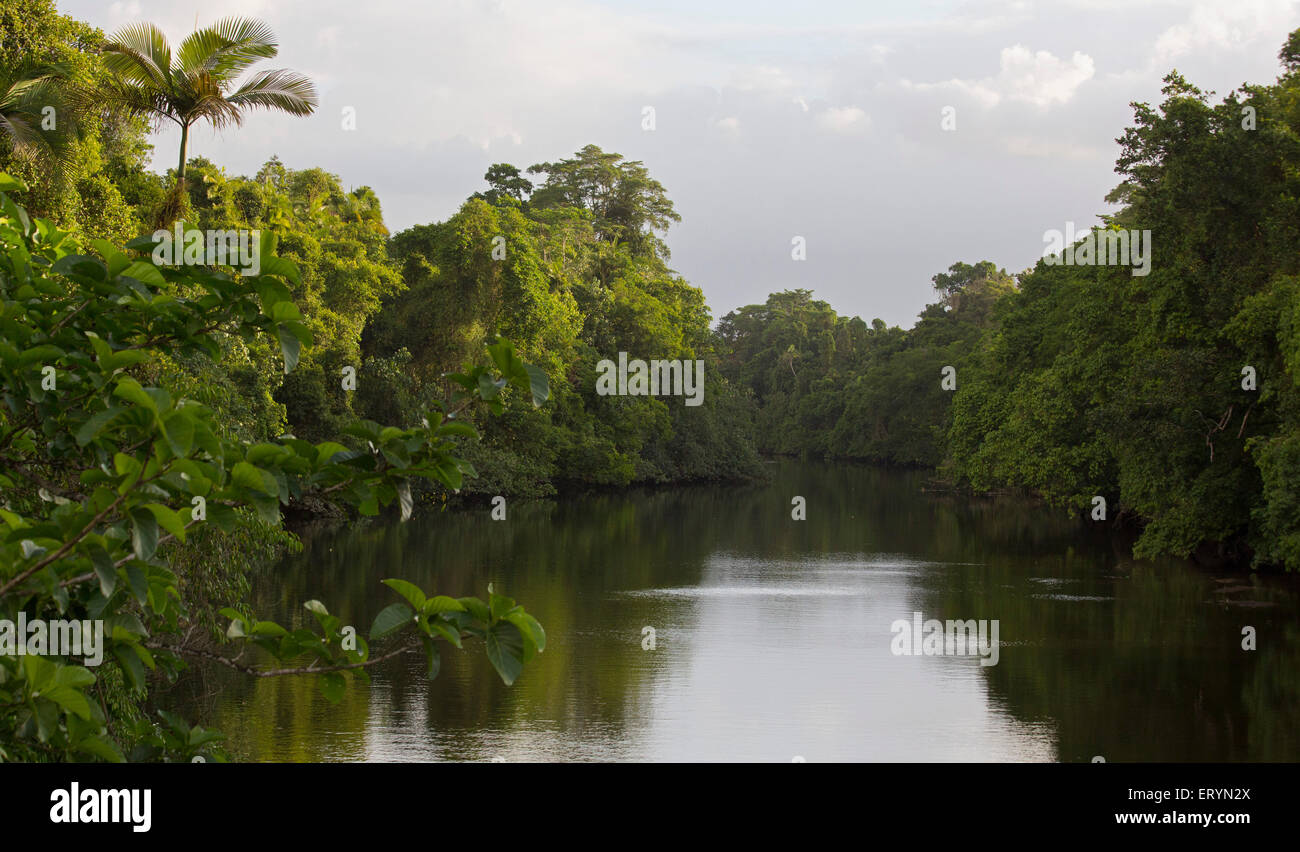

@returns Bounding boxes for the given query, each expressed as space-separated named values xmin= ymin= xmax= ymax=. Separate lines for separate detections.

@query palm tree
xmin=0 ymin=65 xmax=79 ymax=181
xmin=100 ymin=17 xmax=316 ymax=206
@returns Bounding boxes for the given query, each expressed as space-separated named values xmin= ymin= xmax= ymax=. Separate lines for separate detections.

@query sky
xmin=57 ymin=0 xmax=1300 ymax=327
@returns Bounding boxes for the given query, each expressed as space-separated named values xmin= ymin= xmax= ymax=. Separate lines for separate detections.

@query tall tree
xmin=99 ymin=16 xmax=316 ymax=221
xmin=476 ymin=163 xmax=534 ymax=205
xmin=528 ymin=144 xmax=680 ymax=261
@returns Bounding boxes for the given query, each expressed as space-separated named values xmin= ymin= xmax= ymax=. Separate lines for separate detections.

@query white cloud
xmin=866 ymin=44 xmax=894 ymax=64
xmin=897 ymin=44 xmax=1094 ymax=109
xmin=728 ymin=65 xmax=797 ymax=94
xmin=901 ymin=77 xmax=1002 ymax=109
xmin=1151 ymin=0 xmax=1298 ymax=64
xmin=915 ymin=43 xmax=1097 ymax=108
xmin=816 ymin=106 xmax=869 ymax=133
xmin=996 ymin=45 xmax=1095 ymax=106
xmin=315 ymin=25 xmax=342 ymax=50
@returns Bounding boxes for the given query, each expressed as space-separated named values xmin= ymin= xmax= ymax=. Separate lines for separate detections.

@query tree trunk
xmin=176 ymin=123 xmax=189 ymax=188
xmin=150 ymin=123 xmax=191 ymax=229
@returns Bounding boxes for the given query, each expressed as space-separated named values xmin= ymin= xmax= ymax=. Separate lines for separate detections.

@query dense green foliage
xmin=717 ymin=262 xmax=1013 ymax=465
xmin=947 ymin=47 xmax=1300 ymax=569
xmin=0 ymin=173 xmax=548 ymax=759
xmin=0 ymin=3 xmax=756 ymax=764
xmin=719 ymin=36 xmax=1300 ymax=571
xmin=364 ymin=144 xmax=762 ymax=496
xmin=0 ymin=0 xmax=143 ymax=242
xmin=0 ymin=6 xmax=555 ymax=763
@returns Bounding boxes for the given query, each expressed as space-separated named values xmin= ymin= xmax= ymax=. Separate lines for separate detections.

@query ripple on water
xmin=1030 ymin=593 xmax=1115 ymax=601
xmin=613 ymin=585 xmax=873 ymax=599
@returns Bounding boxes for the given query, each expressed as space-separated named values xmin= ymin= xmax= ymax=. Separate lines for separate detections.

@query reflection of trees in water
xmin=190 ymin=481 xmax=733 ymax=759
xmin=776 ymin=461 xmax=1300 ymax=762
xmin=927 ymin=550 xmax=1300 ymax=761
xmin=707 ymin=460 xmax=1094 ymax=561
xmin=1242 ymin=621 xmax=1300 ymax=760
xmin=178 ymin=460 xmax=1300 ymax=761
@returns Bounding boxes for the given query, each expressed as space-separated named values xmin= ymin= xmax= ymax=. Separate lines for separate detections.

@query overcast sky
xmin=58 ymin=0 xmax=1300 ymax=326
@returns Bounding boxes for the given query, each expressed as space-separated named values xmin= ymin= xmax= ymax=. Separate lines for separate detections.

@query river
xmin=179 ymin=460 xmax=1300 ymax=762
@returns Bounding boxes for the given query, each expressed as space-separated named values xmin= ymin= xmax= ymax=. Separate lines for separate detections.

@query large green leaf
xmin=521 ymin=364 xmax=550 ymax=407
xmin=381 ymin=578 xmax=425 ymax=611
xmin=485 ymin=621 xmax=525 ymax=685
xmin=278 ymin=324 xmax=301 ymax=373
xmin=142 ymin=503 xmax=186 ymax=541
xmin=503 ymin=611 xmax=547 ymax=659
xmin=129 ymin=507 xmax=158 ymax=560
xmin=120 ymin=261 xmax=165 ymax=287
xmin=368 ymin=602 xmax=414 ymax=640
xmin=161 ymin=411 xmax=195 ymax=456
xmin=319 ymin=672 xmax=345 ymax=703
xmin=0 ymin=172 xmax=28 ymax=192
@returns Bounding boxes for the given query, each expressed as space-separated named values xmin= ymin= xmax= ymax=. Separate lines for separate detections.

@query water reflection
xmin=175 ymin=461 xmax=1300 ymax=762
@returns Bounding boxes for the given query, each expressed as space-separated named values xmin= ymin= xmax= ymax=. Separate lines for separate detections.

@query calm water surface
xmin=180 ymin=461 xmax=1300 ymax=762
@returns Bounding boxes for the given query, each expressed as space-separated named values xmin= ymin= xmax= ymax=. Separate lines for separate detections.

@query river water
xmin=181 ymin=460 xmax=1300 ymax=762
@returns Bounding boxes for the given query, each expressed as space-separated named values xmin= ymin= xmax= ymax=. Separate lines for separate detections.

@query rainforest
xmin=1 ymin=0 xmax=1299 ymax=767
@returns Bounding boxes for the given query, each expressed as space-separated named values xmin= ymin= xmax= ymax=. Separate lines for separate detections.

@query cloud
xmin=900 ymin=77 xmax=1002 ymax=109
xmin=996 ymin=45 xmax=1096 ymax=106
xmin=899 ymin=44 xmax=1095 ymax=109
xmin=1002 ymin=135 xmax=1104 ymax=160
xmin=815 ymin=106 xmax=870 ymax=133
xmin=728 ymin=65 xmax=797 ymax=94
xmin=1151 ymin=0 xmax=1298 ymax=64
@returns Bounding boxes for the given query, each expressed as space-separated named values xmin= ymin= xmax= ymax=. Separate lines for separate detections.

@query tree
xmin=0 ymin=175 xmax=548 ymax=761
xmin=0 ymin=65 xmax=77 ymax=180
xmin=930 ymin=261 xmax=1014 ymax=318
xmin=946 ymin=30 xmax=1300 ymax=568
xmin=528 ymin=144 xmax=680 ymax=261
xmin=366 ymin=146 xmax=760 ymax=494
xmin=99 ymin=17 xmax=316 ymax=222
xmin=476 ymin=163 xmax=533 ymax=205
xmin=0 ymin=0 xmax=143 ymax=241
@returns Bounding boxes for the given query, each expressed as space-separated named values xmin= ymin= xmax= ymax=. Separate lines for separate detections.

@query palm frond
xmin=176 ymin=17 xmax=278 ymax=81
xmin=103 ymin=23 xmax=173 ymax=89
xmin=185 ymin=72 xmax=244 ymax=129
xmin=0 ymin=112 xmax=46 ymax=154
xmin=0 ymin=109 xmax=76 ymax=182
xmin=0 ymin=69 xmax=80 ymax=168
xmin=95 ymin=76 xmax=175 ymax=127
xmin=211 ymin=17 xmax=278 ymax=48
xmin=226 ymin=69 xmax=317 ymax=116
